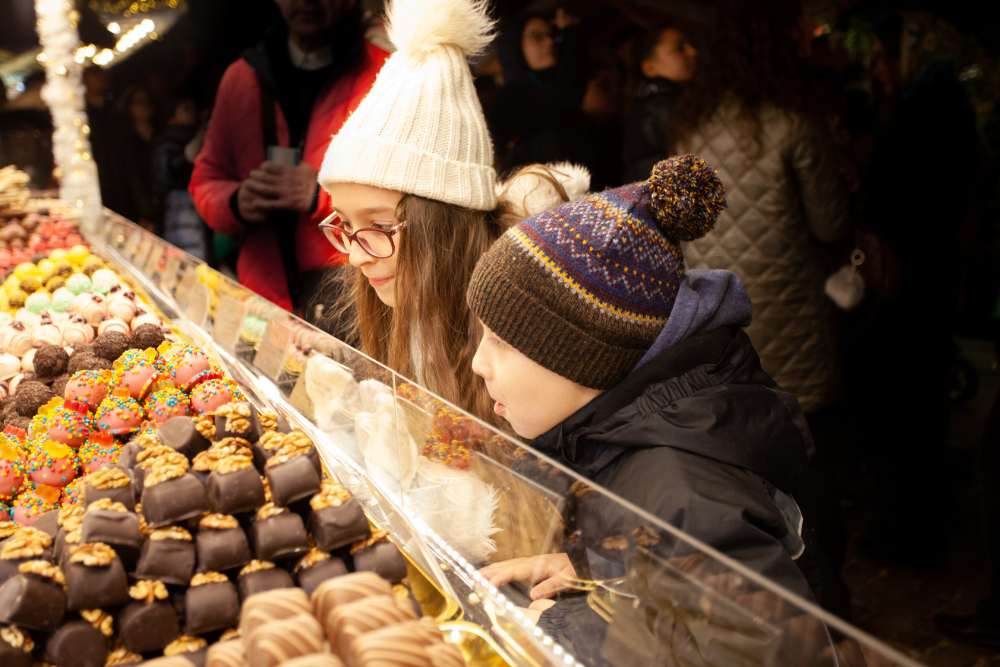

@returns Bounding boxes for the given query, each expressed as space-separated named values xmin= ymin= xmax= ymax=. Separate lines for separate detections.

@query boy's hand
xmin=522 ymin=598 xmax=557 ymax=624
xmin=479 ymin=553 xmax=577 ymax=600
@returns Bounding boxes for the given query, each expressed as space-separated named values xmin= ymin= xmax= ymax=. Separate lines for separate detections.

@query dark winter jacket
xmin=154 ymin=124 xmax=208 ymax=260
xmin=488 ymin=17 xmax=595 ymax=174
xmin=622 ymin=77 xmax=680 ymax=183
xmin=518 ymin=271 xmax=842 ymax=665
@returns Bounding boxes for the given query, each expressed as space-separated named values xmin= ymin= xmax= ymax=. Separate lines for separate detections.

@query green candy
xmin=65 ymin=273 xmax=92 ymax=295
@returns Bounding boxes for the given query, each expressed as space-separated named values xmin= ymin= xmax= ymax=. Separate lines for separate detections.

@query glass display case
xmin=96 ymin=209 xmax=922 ymax=667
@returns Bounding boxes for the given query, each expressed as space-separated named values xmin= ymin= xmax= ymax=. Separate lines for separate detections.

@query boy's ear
xmin=641 ymin=59 xmax=660 ymax=79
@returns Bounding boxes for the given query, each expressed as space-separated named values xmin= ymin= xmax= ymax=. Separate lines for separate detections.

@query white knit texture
xmin=319 ymin=0 xmax=497 ymax=210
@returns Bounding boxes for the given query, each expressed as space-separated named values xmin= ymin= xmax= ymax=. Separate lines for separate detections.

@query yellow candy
xmin=68 ymin=245 xmax=90 ymax=266
xmin=48 ymin=248 xmax=69 ymax=263
xmin=37 ymin=259 xmax=54 ymax=275
xmin=13 ymin=263 xmax=36 ymax=278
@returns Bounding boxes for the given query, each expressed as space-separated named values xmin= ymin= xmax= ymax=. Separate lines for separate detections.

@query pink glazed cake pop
xmin=28 ymin=438 xmax=80 ymax=488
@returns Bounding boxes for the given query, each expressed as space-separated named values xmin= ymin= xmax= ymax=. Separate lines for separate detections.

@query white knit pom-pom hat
xmin=318 ymin=0 xmax=498 ymax=211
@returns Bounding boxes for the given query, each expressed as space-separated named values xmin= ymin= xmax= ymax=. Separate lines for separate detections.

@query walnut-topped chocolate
xmin=129 ymin=579 xmax=168 ymax=603
xmin=86 ymin=466 xmax=131 ymax=489
xmin=239 ymin=559 xmax=275 ymax=575
xmin=199 ymin=513 xmax=239 ymax=530
xmin=190 ymin=571 xmax=229 ymax=587
xmin=69 ymin=542 xmax=116 ymax=566
xmin=85 ymin=497 xmax=128 ymax=513
xmin=216 ymin=453 xmax=254 ymax=474
xmin=351 ymin=528 xmax=389 ymax=554
xmin=163 ymin=635 xmax=207 ymax=656
xmin=19 ymin=559 xmax=65 ymax=585
xmin=257 ymin=503 xmax=287 ymax=520
xmin=150 ymin=525 xmax=192 ymax=541
xmin=2 ymin=529 xmax=52 ymax=559
xmin=144 ymin=461 xmax=187 ymax=487
xmin=310 ymin=481 xmax=352 ymax=510
xmin=80 ymin=608 xmax=115 ymax=637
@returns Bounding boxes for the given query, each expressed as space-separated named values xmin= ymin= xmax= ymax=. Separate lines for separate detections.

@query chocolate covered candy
xmin=82 ymin=466 xmax=135 ymax=511
xmin=237 ymin=560 xmax=294 ymax=600
xmin=158 ymin=416 xmax=212 ymax=460
xmin=65 ymin=542 xmax=130 ymax=610
xmin=206 ymin=639 xmax=248 ymax=667
xmin=141 ymin=467 xmax=207 ymax=529
xmin=351 ymin=530 xmax=408 ymax=583
xmin=310 ymin=571 xmax=393 ymax=623
xmin=215 ymin=402 xmax=263 ymax=443
xmin=295 ymin=548 xmax=347 ymax=597
xmin=205 ymin=454 xmax=265 ymax=516
xmin=79 ymin=499 xmax=143 ymax=569
xmin=136 ymin=526 xmax=195 ymax=585
xmin=325 ymin=594 xmax=418 ymax=658
xmin=1 ymin=526 xmax=53 ymax=585
xmin=245 ymin=613 xmax=324 ymax=667
xmin=251 ymin=504 xmax=309 ymax=562
xmin=309 ymin=483 xmax=369 ymax=552
xmin=45 ymin=618 xmax=108 ymax=667
xmin=163 ymin=635 xmax=209 ymax=667
xmin=239 ymin=586 xmax=311 ymax=636
xmin=251 ymin=431 xmax=283 ymax=471
xmin=185 ymin=572 xmax=240 ymax=635
xmin=117 ymin=579 xmax=179 ymax=653
xmin=195 ymin=514 xmax=251 ymax=573
xmin=0 ymin=561 xmax=66 ymax=631
xmin=265 ymin=450 xmax=320 ymax=507
xmin=352 ymin=619 xmax=456 ymax=667
xmin=0 ymin=624 xmax=34 ymax=667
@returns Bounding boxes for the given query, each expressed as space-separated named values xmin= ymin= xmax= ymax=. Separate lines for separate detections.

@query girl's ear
xmin=641 ymin=58 xmax=660 ymax=79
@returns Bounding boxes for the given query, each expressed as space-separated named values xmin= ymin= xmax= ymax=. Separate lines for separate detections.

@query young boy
xmin=469 ymin=156 xmax=843 ymax=656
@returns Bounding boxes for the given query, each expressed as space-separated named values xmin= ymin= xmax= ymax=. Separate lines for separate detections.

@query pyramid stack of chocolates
xmin=0 ymin=402 xmax=423 ymax=667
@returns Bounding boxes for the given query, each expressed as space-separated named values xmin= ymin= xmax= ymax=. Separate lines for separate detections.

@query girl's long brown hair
xmin=331 ymin=195 xmax=509 ymax=425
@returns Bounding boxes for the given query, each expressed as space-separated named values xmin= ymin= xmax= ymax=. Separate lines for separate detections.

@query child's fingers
xmin=529 ymin=573 xmax=570 ymax=600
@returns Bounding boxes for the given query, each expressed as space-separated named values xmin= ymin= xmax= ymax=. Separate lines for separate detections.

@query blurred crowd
xmin=4 ymin=0 xmax=1000 ymax=648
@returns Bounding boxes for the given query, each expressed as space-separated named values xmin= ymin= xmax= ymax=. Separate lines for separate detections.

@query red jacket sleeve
xmin=190 ymin=63 xmax=252 ymax=237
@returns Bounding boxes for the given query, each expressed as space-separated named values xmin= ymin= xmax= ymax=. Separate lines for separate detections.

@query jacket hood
xmin=636 ymin=269 xmax=752 ymax=368
xmin=532 ymin=323 xmax=813 ymax=494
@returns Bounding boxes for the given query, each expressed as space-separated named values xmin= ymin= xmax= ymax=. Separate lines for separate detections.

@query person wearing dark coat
xmin=621 ymin=27 xmax=696 ymax=183
xmin=468 ymin=156 xmax=846 ymax=666
xmin=488 ymin=9 xmax=596 ymax=177
xmin=153 ymin=96 xmax=209 ymax=260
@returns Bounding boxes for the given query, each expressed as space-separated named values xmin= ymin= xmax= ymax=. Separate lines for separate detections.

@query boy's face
xmin=472 ymin=325 xmax=602 ymax=439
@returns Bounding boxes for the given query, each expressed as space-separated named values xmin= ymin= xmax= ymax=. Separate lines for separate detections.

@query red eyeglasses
xmin=318 ymin=212 xmax=407 ymax=259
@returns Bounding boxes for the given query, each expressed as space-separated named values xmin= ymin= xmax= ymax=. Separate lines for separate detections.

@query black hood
xmin=531 ymin=327 xmax=813 ymax=494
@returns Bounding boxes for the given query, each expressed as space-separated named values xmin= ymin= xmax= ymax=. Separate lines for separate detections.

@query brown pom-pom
xmin=15 ymin=381 xmax=54 ymax=417
xmin=93 ymin=331 xmax=130 ymax=361
xmin=33 ymin=344 xmax=69 ymax=379
xmin=648 ymin=154 xmax=727 ymax=242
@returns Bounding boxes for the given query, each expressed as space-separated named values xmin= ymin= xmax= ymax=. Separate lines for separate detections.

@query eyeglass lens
xmin=323 ymin=226 xmax=394 ymax=258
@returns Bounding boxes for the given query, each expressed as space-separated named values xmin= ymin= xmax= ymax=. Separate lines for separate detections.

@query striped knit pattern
xmin=468 ymin=156 xmax=725 ymax=390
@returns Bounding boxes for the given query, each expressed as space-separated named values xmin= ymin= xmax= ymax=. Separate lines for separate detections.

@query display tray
xmin=89 ymin=208 xmax=925 ymax=667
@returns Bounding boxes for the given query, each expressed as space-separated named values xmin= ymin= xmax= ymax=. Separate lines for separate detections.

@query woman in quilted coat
xmin=670 ymin=0 xmax=851 ymax=567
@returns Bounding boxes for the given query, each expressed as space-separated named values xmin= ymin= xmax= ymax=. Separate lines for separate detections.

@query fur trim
xmin=497 ymin=162 xmax=591 ymax=220
xmin=386 ymin=0 xmax=496 ymax=59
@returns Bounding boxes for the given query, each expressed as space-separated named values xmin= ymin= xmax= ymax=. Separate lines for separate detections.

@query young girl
xmin=317 ymin=0 xmax=588 ymax=424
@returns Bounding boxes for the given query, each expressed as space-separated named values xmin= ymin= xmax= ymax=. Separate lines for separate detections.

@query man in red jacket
xmin=190 ymin=0 xmax=388 ymax=318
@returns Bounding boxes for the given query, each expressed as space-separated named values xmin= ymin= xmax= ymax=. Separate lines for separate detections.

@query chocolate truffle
xmin=250 ymin=504 xmax=309 ymax=562
xmin=295 ymin=549 xmax=347 ymax=597
xmin=205 ymin=455 xmax=265 ymax=516
xmin=215 ymin=402 xmax=263 ymax=443
xmin=351 ymin=532 xmax=408 ymax=584
xmin=130 ymin=323 xmax=165 ymax=351
xmin=0 ymin=561 xmax=67 ymax=631
xmin=237 ymin=560 xmax=293 ymax=600
xmin=93 ymin=330 xmax=130 ymax=361
xmin=265 ymin=450 xmax=320 ymax=507
xmin=141 ymin=468 xmax=207 ymax=529
xmin=245 ymin=613 xmax=324 ymax=667
xmin=0 ymin=624 xmax=33 ymax=667
xmin=159 ymin=416 xmax=211 ymax=460
xmin=83 ymin=466 xmax=135 ymax=511
xmin=185 ymin=573 xmax=240 ymax=635
xmin=33 ymin=345 xmax=69 ymax=379
xmin=238 ymin=586 xmax=311 ymax=636
xmin=194 ymin=514 xmax=251 ymax=573
xmin=117 ymin=579 xmax=179 ymax=653
xmin=310 ymin=572 xmax=393 ymax=623
xmin=14 ymin=381 xmax=54 ymax=417
xmin=50 ymin=373 xmax=71 ymax=396
xmin=67 ymin=354 xmax=108 ymax=375
xmin=45 ymin=618 xmax=108 ymax=667
xmin=325 ymin=595 xmax=417 ymax=657
xmin=308 ymin=485 xmax=369 ymax=552
xmin=64 ymin=542 xmax=130 ymax=610
xmin=136 ymin=526 xmax=195 ymax=585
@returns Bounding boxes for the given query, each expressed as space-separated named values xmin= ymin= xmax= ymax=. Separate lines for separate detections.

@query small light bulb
xmin=107 ymin=21 xmax=120 ymax=34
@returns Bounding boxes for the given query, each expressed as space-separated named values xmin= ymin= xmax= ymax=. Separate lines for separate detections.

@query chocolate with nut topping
xmin=116 ymin=579 xmax=180 ymax=653
xmin=237 ymin=559 xmax=294 ymax=600
xmin=140 ymin=470 xmax=207 ymax=529
xmin=195 ymin=514 xmax=252 ymax=573
xmin=185 ymin=573 xmax=240 ymax=635
xmin=0 ymin=561 xmax=66 ymax=631
xmin=158 ymin=416 xmax=211 ymax=461
xmin=64 ymin=542 xmax=130 ymax=610
xmin=45 ymin=618 xmax=108 ymax=667
xmin=205 ymin=454 xmax=266 ymax=516
xmin=136 ymin=526 xmax=195 ymax=585
xmin=251 ymin=504 xmax=309 ymax=563
xmin=265 ymin=448 xmax=321 ymax=507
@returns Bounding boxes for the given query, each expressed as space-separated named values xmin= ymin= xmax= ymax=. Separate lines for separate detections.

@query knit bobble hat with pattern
xmin=317 ymin=0 xmax=498 ymax=210
xmin=468 ymin=155 xmax=727 ymax=390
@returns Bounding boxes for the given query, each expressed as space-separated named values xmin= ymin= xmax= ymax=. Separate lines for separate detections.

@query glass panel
xmin=93 ymin=211 xmax=920 ymax=667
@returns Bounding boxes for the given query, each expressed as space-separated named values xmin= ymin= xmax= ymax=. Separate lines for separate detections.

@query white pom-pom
xmin=497 ymin=162 xmax=591 ymax=219
xmin=386 ymin=0 xmax=496 ymax=59
xmin=825 ymin=265 xmax=865 ymax=310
